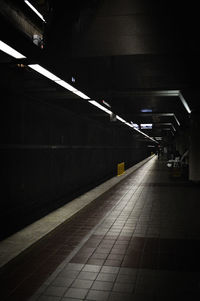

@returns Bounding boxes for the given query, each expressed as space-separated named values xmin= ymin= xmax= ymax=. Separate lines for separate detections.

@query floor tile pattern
xmin=1 ymin=158 xmax=200 ymax=300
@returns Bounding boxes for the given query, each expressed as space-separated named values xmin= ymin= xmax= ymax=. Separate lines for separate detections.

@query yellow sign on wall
xmin=117 ymin=162 xmax=125 ymax=176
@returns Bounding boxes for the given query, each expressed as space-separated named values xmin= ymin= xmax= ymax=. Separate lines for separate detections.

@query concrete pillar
xmin=189 ymin=111 xmax=200 ymax=182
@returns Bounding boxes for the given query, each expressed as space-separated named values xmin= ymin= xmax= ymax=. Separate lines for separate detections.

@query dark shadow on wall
xmin=0 ymin=91 xmax=151 ymax=240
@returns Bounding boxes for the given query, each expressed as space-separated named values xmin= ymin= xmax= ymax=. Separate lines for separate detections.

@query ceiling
xmin=1 ymin=0 xmax=200 ymax=146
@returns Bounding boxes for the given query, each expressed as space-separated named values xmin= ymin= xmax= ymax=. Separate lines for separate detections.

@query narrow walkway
xmin=1 ymin=156 xmax=200 ymax=300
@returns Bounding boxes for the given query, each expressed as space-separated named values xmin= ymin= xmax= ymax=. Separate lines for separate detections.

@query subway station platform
xmin=1 ymin=155 xmax=200 ymax=301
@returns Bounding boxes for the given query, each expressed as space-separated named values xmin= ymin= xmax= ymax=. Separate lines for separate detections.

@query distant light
xmin=89 ymin=100 xmax=112 ymax=114
xmin=116 ymin=116 xmax=158 ymax=144
xmin=131 ymin=122 xmax=139 ymax=129
xmin=173 ymin=114 xmax=180 ymax=126
xmin=28 ymin=64 xmax=60 ymax=81
xmin=126 ymin=122 xmax=133 ymax=128
xmin=71 ymin=77 xmax=75 ymax=83
xmin=141 ymin=109 xmax=152 ymax=113
xmin=24 ymin=0 xmax=46 ymax=22
xmin=73 ymin=90 xmax=90 ymax=100
xmin=179 ymin=92 xmax=191 ymax=114
xmin=0 ymin=40 xmax=26 ymax=59
xmin=171 ymin=124 xmax=176 ymax=132
xmin=157 ymin=122 xmax=176 ymax=132
xmin=140 ymin=123 xmax=153 ymax=129
xmin=147 ymin=145 xmax=155 ymax=147
xmin=155 ymin=137 xmax=162 ymax=140
xmin=102 ymin=100 xmax=111 ymax=108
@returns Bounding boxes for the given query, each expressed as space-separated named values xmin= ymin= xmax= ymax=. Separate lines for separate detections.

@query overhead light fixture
xmin=140 ymin=113 xmax=181 ymax=126
xmin=140 ymin=123 xmax=153 ymax=129
xmin=24 ymin=0 xmax=46 ymax=23
xmin=157 ymin=122 xmax=176 ymax=132
xmin=116 ymin=115 xmax=158 ymax=143
xmin=88 ymin=101 xmax=112 ymax=114
xmin=73 ymin=90 xmax=90 ymax=100
xmin=131 ymin=122 xmax=139 ymax=129
xmin=132 ymin=90 xmax=191 ymax=114
xmin=173 ymin=114 xmax=180 ymax=126
xmin=28 ymin=64 xmax=60 ymax=81
xmin=125 ymin=122 xmax=133 ymax=128
xmin=131 ymin=90 xmax=180 ymax=97
xmin=29 ymin=64 xmax=91 ymax=99
xmin=141 ymin=109 xmax=152 ymax=113
xmin=102 ymin=100 xmax=111 ymax=108
xmin=179 ymin=92 xmax=191 ymax=114
xmin=0 ymin=40 xmax=26 ymax=59
xmin=116 ymin=115 xmax=126 ymax=123
xmin=55 ymin=80 xmax=77 ymax=92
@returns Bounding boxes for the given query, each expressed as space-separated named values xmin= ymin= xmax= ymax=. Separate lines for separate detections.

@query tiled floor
xmin=1 ymin=157 xmax=200 ymax=300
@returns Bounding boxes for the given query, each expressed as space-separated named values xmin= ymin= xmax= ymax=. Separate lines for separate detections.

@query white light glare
xmin=116 ymin=115 xmax=126 ymax=123
xmin=140 ymin=123 xmax=153 ymax=129
xmin=0 ymin=40 xmax=26 ymax=59
xmin=102 ymin=100 xmax=111 ymax=108
xmin=141 ymin=109 xmax=152 ymax=113
xmin=179 ymin=92 xmax=191 ymax=114
xmin=55 ymin=80 xmax=77 ymax=92
xmin=89 ymin=101 xmax=112 ymax=114
xmin=28 ymin=64 xmax=90 ymax=99
xmin=73 ymin=90 xmax=90 ymax=100
xmin=28 ymin=64 xmax=60 ymax=81
xmin=116 ymin=116 xmax=158 ymax=144
xmin=126 ymin=122 xmax=133 ymax=128
xmin=24 ymin=0 xmax=46 ymax=22
xmin=131 ymin=122 xmax=139 ymax=129
xmin=173 ymin=114 xmax=180 ymax=126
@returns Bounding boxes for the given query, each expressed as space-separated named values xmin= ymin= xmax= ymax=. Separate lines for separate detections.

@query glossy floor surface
xmin=1 ymin=156 xmax=200 ymax=300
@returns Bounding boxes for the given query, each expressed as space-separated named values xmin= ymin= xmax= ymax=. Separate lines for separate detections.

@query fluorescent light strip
xmin=73 ymin=90 xmax=90 ymax=100
xmin=132 ymin=90 xmax=191 ymax=114
xmin=131 ymin=122 xmax=139 ymax=129
xmin=102 ymin=100 xmax=111 ymax=108
xmin=141 ymin=109 xmax=152 ymax=113
xmin=28 ymin=64 xmax=90 ymax=99
xmin=131 ymin=90 xmax=180 ymax=97
xmin=89 ymin=103 xmax=157 ymax=143
xmin=55 ymin=80 xmax=77 ymax=92
xmin=116 ymin=115 xmax=126 ymax=123
xmin=136 ymin=129 xmax=157 ymax=143
xmin=0 ymin=40 xmax=26 ymax=59
xmin=24 ymin=0 xmax=46 ymax=22
xmin=125 ymin=122 xmax=133 ymax=128
xmin=156 ymin=122 xmax=176 ymax=131
xmin=173 ymin=114 xmax=180 ymax=126
xmin=89 ymin=101 xmax=112 ymax=114
xmin=140 ymin=123 xmax=153 ymax=129
xmin=117 ymin=116 xmax=158 ymax=143
xmin=179 ymin=92 xmax=191 ymax=114
xmin=28 ymin=64 xmax=60 ymax=81
xmin=171 ymin=124 xmax=176 ymax=132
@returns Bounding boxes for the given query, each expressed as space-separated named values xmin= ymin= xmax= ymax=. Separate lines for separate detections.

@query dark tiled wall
xmin=0 ymin=92 xmax=151 ymax=239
